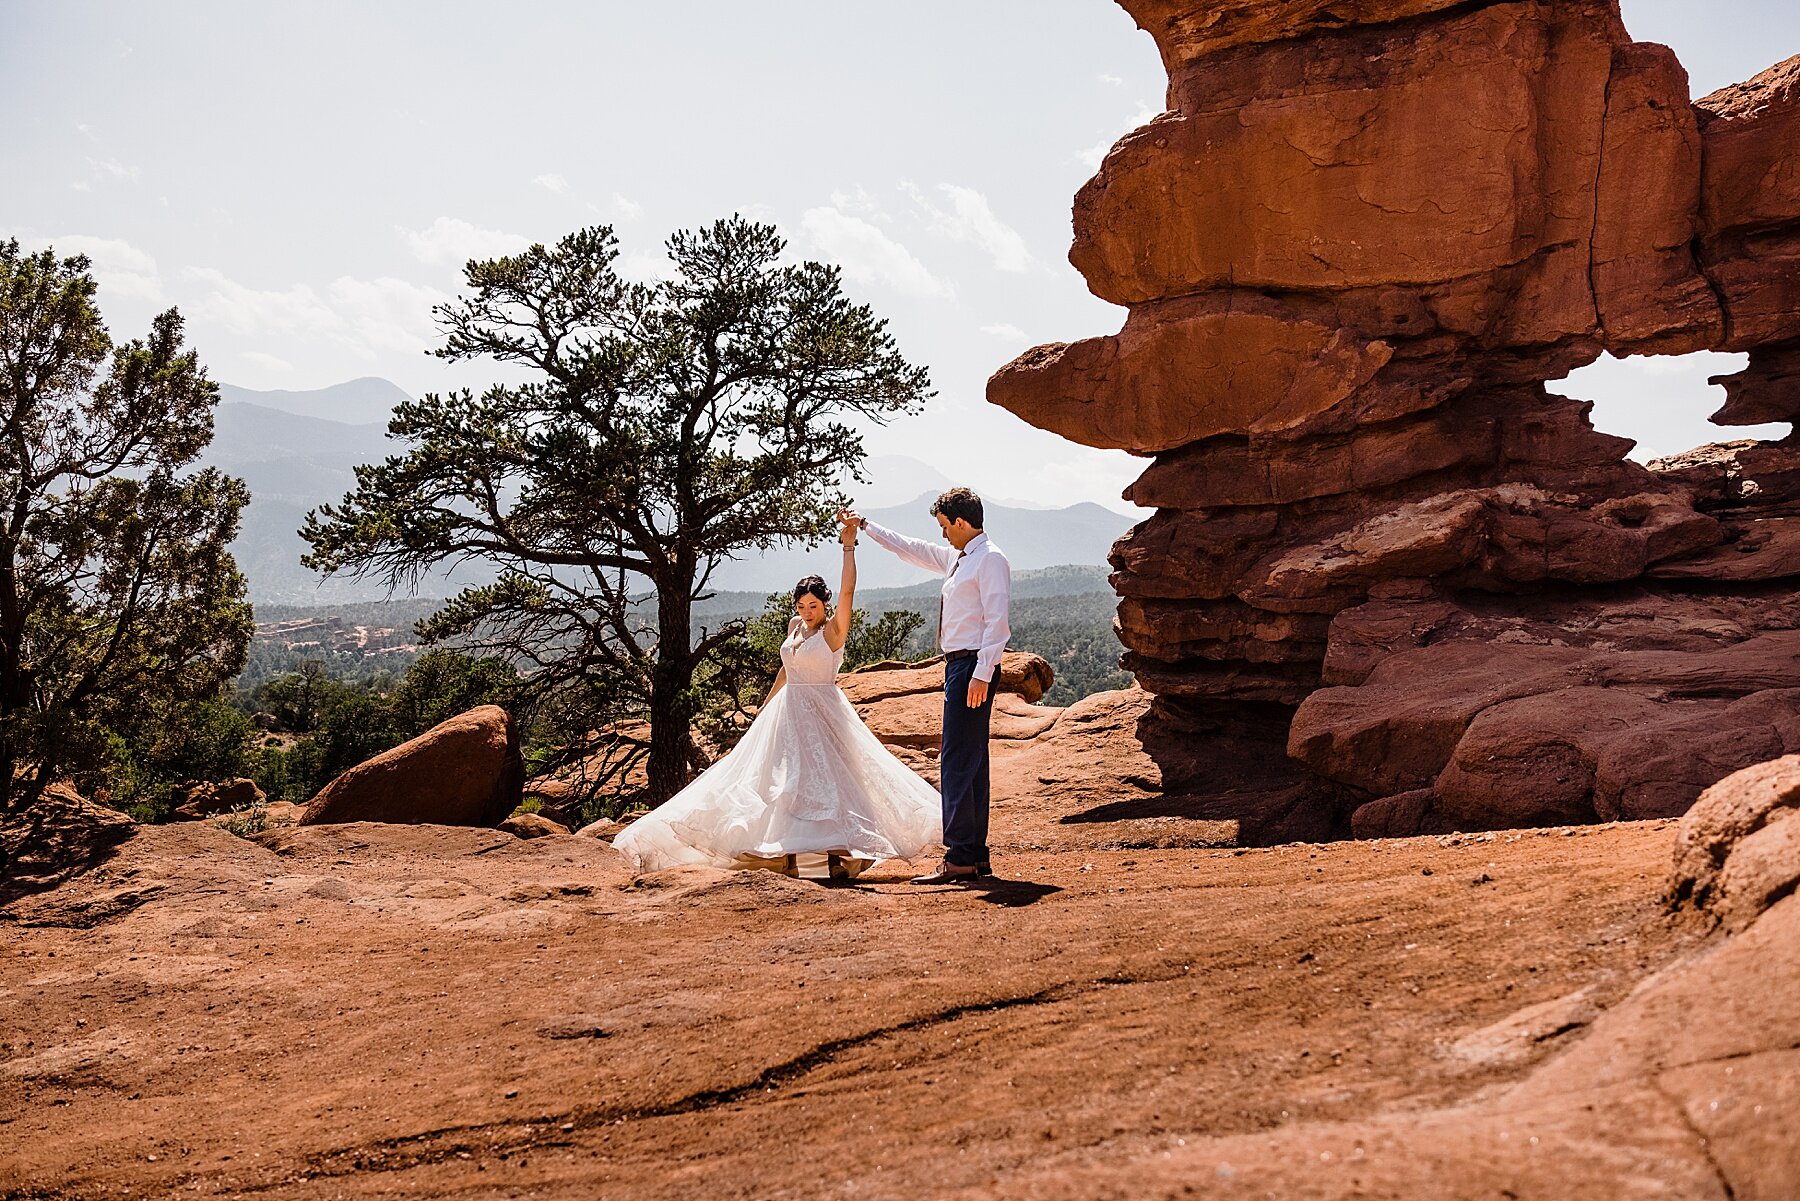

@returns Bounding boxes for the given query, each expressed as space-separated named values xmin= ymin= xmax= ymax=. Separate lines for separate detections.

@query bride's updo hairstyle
xmin=794 ymin=575 xmax=832 ymax=606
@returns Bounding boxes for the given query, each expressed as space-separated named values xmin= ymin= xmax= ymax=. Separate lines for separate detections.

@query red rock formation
xmin=844 ymin=651 xmax=1062 ymax=775
xmin=1696 ymin=55 xmax=1800 ymax=351
xmin=991 ymin=3 xmax=1800 ymax=834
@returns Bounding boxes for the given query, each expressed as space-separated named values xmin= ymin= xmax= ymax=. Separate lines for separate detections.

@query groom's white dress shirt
xmin=862 ymin=523 xmax=1012 ymax=683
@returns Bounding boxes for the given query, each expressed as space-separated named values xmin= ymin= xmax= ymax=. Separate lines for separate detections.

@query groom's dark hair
xmin=930 ymin=487 xmax=983 ymax=530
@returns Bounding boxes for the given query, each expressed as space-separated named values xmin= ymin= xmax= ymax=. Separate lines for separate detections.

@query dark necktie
xmin=938 ymin=548 xmax=968 ymax=651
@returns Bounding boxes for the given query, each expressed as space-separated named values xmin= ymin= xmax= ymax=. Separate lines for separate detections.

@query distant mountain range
xmin=705 ymin=496 xmax=1131 ymax=591
xmin=217 ymin=377 xmax=410 ymax=425
xmin=202 ymin=380 xmax=1138 ymax=603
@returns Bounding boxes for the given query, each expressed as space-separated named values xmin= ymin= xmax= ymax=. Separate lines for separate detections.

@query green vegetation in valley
xmin=245 ymin=651 xmax=519 ymax=807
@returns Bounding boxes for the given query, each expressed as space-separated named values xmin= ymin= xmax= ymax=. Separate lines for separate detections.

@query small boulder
xmin=1350 ymin=789 xmax=1436 ymax=839
xmin=1670 ymin=753 xmax=1800 ymax=931
xmin=173 ymin=778 xmax=264 ymax=821
xmin=519 ymin=777 xmax=586 ymax=827
xmin=499 ymin=813 xmax=570 ymax=839
xmin=857 ymin=690 xmax=1063 ymax=749
xmin=298 ymin=705 xmax=524 ymax=828
xmin=575 ymin=819 xmax=628 ymax=841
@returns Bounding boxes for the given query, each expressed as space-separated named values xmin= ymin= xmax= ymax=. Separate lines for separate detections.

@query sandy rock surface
xmin=13 ymin=781 xmax=1789 ymax=1200
xmin=7 ymin=732 xmax=1800 ymax=1200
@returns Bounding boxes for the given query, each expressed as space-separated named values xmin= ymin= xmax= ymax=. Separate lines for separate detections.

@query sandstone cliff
xmin=991 ymin=1 xmax=1800 ymax=836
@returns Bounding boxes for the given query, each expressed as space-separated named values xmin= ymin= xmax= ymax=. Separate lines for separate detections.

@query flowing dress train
xmin=613 ymin=617 xmax=942 ymax=874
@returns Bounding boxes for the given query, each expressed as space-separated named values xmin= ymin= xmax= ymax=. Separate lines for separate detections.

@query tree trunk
xmin=644 ymin=583 xmax=695 ymax=806
xmin=0 ymin=547 xmax=23 ymax=817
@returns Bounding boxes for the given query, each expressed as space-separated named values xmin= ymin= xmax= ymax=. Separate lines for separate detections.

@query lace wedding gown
xmin=614 ymin=617 xmax=943 ymax=875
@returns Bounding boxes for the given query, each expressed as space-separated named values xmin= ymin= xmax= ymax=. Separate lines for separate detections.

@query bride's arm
xmin=825 ymin=515 xmax=857 ymax=652
xmin=763 ymin=666 xmax=787 ymax=706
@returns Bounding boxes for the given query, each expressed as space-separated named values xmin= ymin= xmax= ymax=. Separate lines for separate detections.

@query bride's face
xmin=794 ymin=593 xmax=826 ymax=627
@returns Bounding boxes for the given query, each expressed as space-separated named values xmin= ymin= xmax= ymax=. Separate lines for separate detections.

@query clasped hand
xmin=836 ymin=507 xmax=861 ymax=546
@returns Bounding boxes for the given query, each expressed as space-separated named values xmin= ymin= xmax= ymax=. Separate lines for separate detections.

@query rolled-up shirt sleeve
xmin=862 ymin=520 xmax=956 ymax=575
xmin=973 ymin=549 xmax=1011 ymax=683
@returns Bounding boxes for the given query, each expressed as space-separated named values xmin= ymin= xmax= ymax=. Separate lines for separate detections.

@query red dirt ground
xmin=0 ymin=811 xmax=1702 ymax=1200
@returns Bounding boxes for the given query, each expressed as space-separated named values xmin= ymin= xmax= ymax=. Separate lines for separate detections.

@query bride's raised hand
xmin=837 ymin=509 xmax=861 ymax=545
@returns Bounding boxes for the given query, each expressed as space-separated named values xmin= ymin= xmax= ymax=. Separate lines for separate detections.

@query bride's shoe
xmin=827 ymin=852 xmax=875 ymax=880
xmin=737 ymin=852 xmax=803 ymax=877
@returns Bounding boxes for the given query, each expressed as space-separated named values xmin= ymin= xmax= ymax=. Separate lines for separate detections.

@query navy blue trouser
xmin=940 ymin=653 xmax=993 ymax=867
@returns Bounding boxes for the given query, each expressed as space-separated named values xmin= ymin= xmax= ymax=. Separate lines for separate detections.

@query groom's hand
xmin=966 ymin=676 xmax=989 ymax=708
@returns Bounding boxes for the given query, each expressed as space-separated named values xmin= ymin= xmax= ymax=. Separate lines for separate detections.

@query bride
xmin=613 ymin=512 xmax=942 ymax=880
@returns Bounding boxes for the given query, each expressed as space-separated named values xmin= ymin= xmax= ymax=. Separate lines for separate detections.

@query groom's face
xmin=936 ymin=513 xmax=979 ymax=550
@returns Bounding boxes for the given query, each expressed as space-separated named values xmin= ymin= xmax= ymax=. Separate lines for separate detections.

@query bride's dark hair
xmin=793 ymin=575 xmax=832 ymax=605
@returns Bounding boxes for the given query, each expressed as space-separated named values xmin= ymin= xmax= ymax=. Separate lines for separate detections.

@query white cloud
xmin=400 ymin=216 xmax=531 ymax=267
xmin=908 ymin=183 xmax=1036 ymax=273
xmin=585 ymin=193 xmax=646 ymax=225
xmin=185 ymin=268 xmax=340 ymax=340
xmin=31 ymin=234 xmax=162 ymax=301
xmin=242 ymin=350 xmax=295 ymax=374
xmin=85 ymin=156 xmax=139 ymax=183
xmin=1038 ymin=448 xmax=1145 ymax=514
xmin=327 ymin=275 xmax=450 ymax=356
xmin=533 ymin=172 xmax=569 ymax=194
xmin=800 ymin=205 xmax=953 ymax=300
xmin=1098 ymin=73 xmax=1125 ymax=86
xmin=1562 ymin=349 xmax=1778 ymax=462
xmin=980 ymin=322 xmax=1032 ymax=345
xmin=829 ymin=186 xmax=883 ymax=219
xmin=1078 ymin=102 xmax=1164 ymax=169
xmin=184 ymin=267 xmax=449 ymax=360
xmin=615 ymin=249 xmax=669 ymax=282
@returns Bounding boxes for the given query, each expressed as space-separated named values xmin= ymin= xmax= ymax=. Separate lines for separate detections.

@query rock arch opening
xmin=1563 ymin=350 xmax=1783 ymax=464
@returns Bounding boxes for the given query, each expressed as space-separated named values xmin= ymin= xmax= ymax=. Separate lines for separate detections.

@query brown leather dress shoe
xmin=910 ymin=861 xmax=981 ymax=885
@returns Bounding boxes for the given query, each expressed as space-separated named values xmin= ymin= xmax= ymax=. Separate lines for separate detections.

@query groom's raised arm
xmin=859 ymin=518 xmax=957 ymax=575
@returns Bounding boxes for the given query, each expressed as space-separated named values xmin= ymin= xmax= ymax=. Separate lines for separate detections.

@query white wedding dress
xmin=613 ymin=617 xmax=943 ymax=876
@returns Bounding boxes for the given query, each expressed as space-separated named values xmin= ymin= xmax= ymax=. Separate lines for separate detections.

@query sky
xmin=4 ymin=0 xmax=1798 ymax=509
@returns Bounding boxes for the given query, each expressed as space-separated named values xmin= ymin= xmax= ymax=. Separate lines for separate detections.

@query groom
xmin=843 ymin=487 xmax=1012 ymax=884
